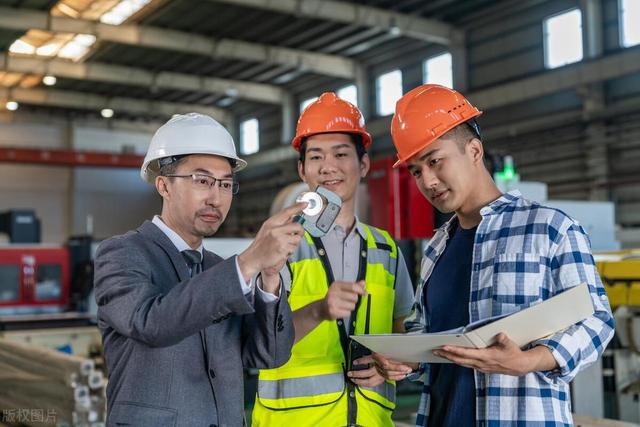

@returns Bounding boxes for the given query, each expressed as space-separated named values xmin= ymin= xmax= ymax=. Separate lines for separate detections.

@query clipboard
xmin=350 ymin=283 xmax=595 ymax=363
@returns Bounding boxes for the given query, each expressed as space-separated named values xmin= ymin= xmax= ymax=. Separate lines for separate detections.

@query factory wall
xmin=0 ymin=117 xmax=158 ymax=243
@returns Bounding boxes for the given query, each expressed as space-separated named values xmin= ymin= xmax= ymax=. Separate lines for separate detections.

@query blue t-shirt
xmin=425 ymin=223 xmax=477 ymax=426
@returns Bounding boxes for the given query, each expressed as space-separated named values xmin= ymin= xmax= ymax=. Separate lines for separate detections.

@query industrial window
xmin=240 ymin=118 xmax=259 ymax=155
xmin=7 ymin=1 xmax=153 ymax=62
xmin=423 ymin=52 xmax=453 ymax=88
xmin=35 ymin=265 xmax=62 ymax=301
xmin=300 ymin=96 xmax=318 ymax=112
xmin=337 ymin=85 xmax=358 ymax=106
xmin=543 ymin=8 xmax=584 ymax=69
xmin=376 ymin=69 xmax=403 ymax=116
xmin=101 ymin=0 xmax=153 ymax=25
xmin=0 ymin=265 xmax=19 ymax=302
xmin=620 ymin=0 xmax=640 ymax=47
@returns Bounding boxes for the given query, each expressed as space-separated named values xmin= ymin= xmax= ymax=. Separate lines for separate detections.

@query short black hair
xmin=298 ymin=133 xmax=367 ymax=165
xmin=441 ymin=120 xmax=482 ymax=153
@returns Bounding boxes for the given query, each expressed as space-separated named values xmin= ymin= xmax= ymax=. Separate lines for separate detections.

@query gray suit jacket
xmin=94 ymin=221 xmax=294 ymax=427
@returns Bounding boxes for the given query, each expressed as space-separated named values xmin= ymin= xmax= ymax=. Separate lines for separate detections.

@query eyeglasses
xmin=164 ymin=173 xmax=239 ymax=195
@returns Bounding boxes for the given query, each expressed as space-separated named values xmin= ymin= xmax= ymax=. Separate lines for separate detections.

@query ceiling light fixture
xmin=42 ymin=75 xmax=57 ymax=86
xmin=6 ymin=101 xmax=19 ymax=111
xmin=101 ymin=108 xmax=114 ymax=118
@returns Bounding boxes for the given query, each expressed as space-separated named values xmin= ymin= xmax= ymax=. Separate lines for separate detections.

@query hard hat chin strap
xmin=156 ymin=154 xmax=237 ymax=171
xmin=157 ymin=155 xmax=185 ymax=169
xmin=466 ymin=118 xmax=482 ymax=141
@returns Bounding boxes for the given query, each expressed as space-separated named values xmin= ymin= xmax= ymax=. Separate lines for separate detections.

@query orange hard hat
xmin=391 ymin=84 xmax=482 ymax=168
xmin=291 ymin=92 xmax=372 ymax=151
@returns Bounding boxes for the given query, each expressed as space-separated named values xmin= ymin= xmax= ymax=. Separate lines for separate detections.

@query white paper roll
xmin=297 ymin=192 xmax=323 ymax=216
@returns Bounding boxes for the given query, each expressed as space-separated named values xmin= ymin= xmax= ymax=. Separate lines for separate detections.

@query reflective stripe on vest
xmin=259 ymin=372 xmax=345 ymax=400
xmin=255 ymin=223 xmax=397 ymax=416
xmin=360 ymin=381 xmax=396 ymax=408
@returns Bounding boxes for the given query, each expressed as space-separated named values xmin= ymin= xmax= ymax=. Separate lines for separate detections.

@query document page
xmin=352 ymin=332 xmax=476 ymax=363
xmin=351 ymin=283 xmax=593 ymax=363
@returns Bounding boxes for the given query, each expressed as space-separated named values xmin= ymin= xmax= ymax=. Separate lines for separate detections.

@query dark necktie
xmin=182 ymin=249 xmax=210 ymax=378
xmin=182 ymin=250 xmax=203 ymax=277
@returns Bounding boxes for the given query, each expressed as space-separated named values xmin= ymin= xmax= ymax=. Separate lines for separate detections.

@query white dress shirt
xmin=152 ymin=216 xmax=278 ymax=301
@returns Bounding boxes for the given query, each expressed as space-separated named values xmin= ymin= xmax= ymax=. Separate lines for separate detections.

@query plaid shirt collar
xmin=434 ymin=190 xmax=522 ymax=238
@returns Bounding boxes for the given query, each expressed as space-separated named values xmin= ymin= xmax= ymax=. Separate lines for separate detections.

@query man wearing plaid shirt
xmin=373 ymin=84 xmax=615 ymax=426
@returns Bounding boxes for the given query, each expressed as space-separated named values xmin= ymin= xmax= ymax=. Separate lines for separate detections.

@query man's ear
xmin=297 ymin=160 xmax=307 ymax=183
xmin=468 ymin=138 xmax=484 ymax=165
xmin=155 ymin=176 xmax=170 ymax=199
xmin=360 ymin=153 xmax=370 ymax=178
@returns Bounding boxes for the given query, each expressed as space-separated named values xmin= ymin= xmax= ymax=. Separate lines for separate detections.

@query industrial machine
xmin=0 ymin=245 xmax=70 ymax=315
xmin=0 ymin=210 xmax=95 ymax=316
xmin=0 ymin=210 xmax=104 ymax=426
xmin=598 ymin=251 xmax=640 ymax=423
xmin=368 ymin=157 xmax=435 ymax=240
xmin=0 ymin=209 xmax=41 ymax=243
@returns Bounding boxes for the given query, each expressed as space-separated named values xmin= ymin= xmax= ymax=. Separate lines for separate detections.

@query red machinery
xmin=368 ymin=157 xmax=435 ymax=240
xmin=0 ymin=246 xmax=70 ymax=314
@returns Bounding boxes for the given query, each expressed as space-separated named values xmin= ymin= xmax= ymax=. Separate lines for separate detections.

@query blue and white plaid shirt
xmin=405 ymin=191 xmax=614 ymax=426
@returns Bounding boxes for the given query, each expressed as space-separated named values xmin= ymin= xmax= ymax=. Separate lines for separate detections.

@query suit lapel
xmin=137 ymin=220 xmax=190 ymax=283
xmin=138 ymin=221 xmax=215 ymax=372
xmin=202 ymin=250 xmax=222 ymax=271
xmin=200 ymin=251 xmax=225 ymax=374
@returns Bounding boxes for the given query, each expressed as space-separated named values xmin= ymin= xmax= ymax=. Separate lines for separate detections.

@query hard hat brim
xmin=392 ymin=111 xmax=483 ymax=169
xmin=141 ymin=152 xmax=247 ymax=183
xmin=292 ymin=129 xmax=372 ymax=152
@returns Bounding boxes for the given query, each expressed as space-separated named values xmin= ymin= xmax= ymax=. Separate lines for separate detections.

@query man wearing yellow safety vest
xmin=251 ymin=92 xmax=415 ymax=427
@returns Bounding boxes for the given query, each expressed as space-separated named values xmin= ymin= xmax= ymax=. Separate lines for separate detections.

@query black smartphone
xmin=348 ymin=341 xmax=371 ymax=372
xmin=349 ymin=363 xmax=371 ymax=371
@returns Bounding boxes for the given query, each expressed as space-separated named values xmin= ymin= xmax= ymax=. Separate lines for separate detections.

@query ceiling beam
xmin=0 ymin=87 xmax=230 ymax=123
xmin=0 ymin=109 xmax=165 ymax=134
xmin=0 ymin=146 xmax=144 ymax=168
xmin=0 ymin=54 xmax=284 ymax=104
xmin=210 ymin=0 xmax=463 ymax=45
xmin=364 ymin=49 xmax=640 ymax=137
xmin=469 ymin=48 xmax=640 ymax=109
xmin=0 ymin=6 xmax=357 ymax=79
xmin=250 ymin=48 xmax=640 ymax=169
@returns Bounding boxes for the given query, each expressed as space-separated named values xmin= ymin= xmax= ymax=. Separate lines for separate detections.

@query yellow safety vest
xmin=252 ymin=223 xmax=398 ymax=427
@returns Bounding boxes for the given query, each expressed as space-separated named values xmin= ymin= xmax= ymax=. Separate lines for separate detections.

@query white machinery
xmin=496 ymin=179 xmax=620 ymax=251
xmin=612 ymin=285 xmax=640 ymax=423
xmin=202 ymin=238 xmax=253 ymax=259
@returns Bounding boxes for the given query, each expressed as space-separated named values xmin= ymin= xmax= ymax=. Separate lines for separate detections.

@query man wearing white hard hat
xmin=94 ymin=113 xmax=305 ymax=427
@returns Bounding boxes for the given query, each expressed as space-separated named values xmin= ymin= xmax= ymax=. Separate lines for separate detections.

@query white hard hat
xmin=140 ymin=113 xmax=248 ymax=183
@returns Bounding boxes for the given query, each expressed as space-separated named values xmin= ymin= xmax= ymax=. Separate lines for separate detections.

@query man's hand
xmin=291 ymin=281 xmax=366 ymax=343
xmin=433 ymin=332 xmax=558 ymax=376
xmin=320 ymin=281 xmax=367 ymax=320
xmin=238 ymin=202 xmax=306 ymax=282
xmin=347 ymin=355 xmax=386 ymax=387
xmin=291 ymin=280 xmax=365 ymax=341
xmin=372 ymin=353 xmax=418 ymax=381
